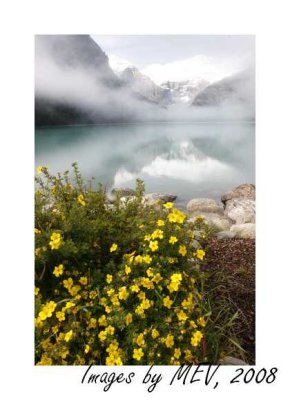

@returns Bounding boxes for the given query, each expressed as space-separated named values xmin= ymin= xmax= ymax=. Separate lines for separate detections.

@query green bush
xmin=35 ymin=164 xmax=209 ymax=365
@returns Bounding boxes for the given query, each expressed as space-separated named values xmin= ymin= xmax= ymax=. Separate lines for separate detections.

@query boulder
xmin=221 ymin=183 xmax=255 ymax=205
xmin=120 ymin=196 xmax=137 ymax=205
xmin=215 ymin=230 xmax=236 ymax=240
xmin=111 ymin=187 xmax=136 ymax=197
xmin=220 ymin=356 xmax=248 ymax=365
xmin=230 ymin=223 xmax=255 ymax=239
xmin=143 ymin=192 xmax=177 ymax=205
xmin=224 ymin=198 xmax=255 ymax=224
xmin=189 ymin=212 xmax=233 ymax=232
xmin=107 ymin=187 xmax=136 ymax=203
xmin=187 ymin=198 xmax=224 ymax=215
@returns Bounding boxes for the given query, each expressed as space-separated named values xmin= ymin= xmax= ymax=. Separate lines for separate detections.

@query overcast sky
xmin=92 ymin=35 xmax=254 ymax=84
xmin=92 ymin=35 xmax=254 ymax=68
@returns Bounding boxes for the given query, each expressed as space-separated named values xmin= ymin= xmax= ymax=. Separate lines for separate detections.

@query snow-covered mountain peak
xmin=108 ymin=54 xmax=134 ymax=75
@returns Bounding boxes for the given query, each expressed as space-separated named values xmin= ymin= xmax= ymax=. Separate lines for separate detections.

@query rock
xmin=230 ymin=223 xmax=255 ymax=239
xmin=215 ymin=230 xmax=236 ymax=240
xmin=189 ymin=212 xmax=233 ymax=232
xmin=107 ymin=187 xmax=136 ymax=204
xmin=111 ymin=187 xmax=136 ymax=197
xmin=221 ymin=183 xmax=255 ymax=205
xmin=143 ymin=192 xmax=177 ymax=205
xmin=224 ymin=198 xmax=255 ymax=224
xmin=120 ymin=196 xmax=137 ymax=205
xmin=187 ymin=198 xmax=224 ymax=215
xmin=219 ymin=356 xmax=248 ymax=365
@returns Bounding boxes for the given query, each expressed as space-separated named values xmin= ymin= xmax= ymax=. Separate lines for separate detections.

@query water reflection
xmin=35 ymin=122 xmax=255 ymax=204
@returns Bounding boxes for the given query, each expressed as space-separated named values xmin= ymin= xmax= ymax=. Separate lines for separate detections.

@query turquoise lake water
xmin=35 ymin=121 xmax=255 ymax=206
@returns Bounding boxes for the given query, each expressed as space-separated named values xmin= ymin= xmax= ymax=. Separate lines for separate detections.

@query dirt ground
xmin=203 ymin=237 xmax=255 ymax=364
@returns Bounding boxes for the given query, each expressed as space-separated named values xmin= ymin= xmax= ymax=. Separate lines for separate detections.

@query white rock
xmin=189 ymin=212 xmax=233 ymax=232
xmin=230 ymin=223 xmax=255 ymax=239
xmin=143 ymin=192 xmax=177 ymax=205
xmin=221 ymin=183 xmax=255 ymax=204
xmin=220 ymin=356 xmax=248 ymax=365
xmin=216 ymin=230 xmax=236 ymax=240
xmin=224 ymin=198 xmax=255 ymax=224
xmin=187 ymin=198 xmax=224 ymax=215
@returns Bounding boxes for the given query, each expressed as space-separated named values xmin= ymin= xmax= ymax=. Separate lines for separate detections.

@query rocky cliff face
xmin=161 ymin=79 xmax=209 ymax=104
xmin=120 ymin=66 xmax=170 ymax=105
xmin=192 ymin=70 xmax=254 ymax=107
xmin=35 ymin=35 xmax=157 ymax=126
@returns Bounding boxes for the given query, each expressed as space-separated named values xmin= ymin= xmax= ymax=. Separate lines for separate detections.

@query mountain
xmin=120 ymin=66 xmax=170 ymax=105
xmin=35 ymin=35 xmax=158 ymax=126
xmin=192 ymin=70 xmax=254 ymax=107
xmin=161 ymin=79 xmax=209 ymax=104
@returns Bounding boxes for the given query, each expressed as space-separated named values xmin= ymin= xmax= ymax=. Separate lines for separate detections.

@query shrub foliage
xmin=35 ymin=164 xmax=209 ymax=365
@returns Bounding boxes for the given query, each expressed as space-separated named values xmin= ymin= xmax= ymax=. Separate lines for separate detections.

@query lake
xmin=35 ymin=121 xmax=255 ymax=207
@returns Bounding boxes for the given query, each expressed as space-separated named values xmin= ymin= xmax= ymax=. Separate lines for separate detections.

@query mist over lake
xmin=35 ymin=121 xmax=254 ymax=206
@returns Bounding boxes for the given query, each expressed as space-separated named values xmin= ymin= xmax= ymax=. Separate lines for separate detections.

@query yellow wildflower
xmin=98 ymin=315 xmax=108 ymax=327
xmin=110 ymin=243 xmax=118 ymax=252
xmin=125 ymin=313 xmax=133 ymax=325
xmin=169 ymin=236 xmax=178 ymax=245
xmin=118 ymin=286 xmax=129 ymax=301
xmin=174 ymin=348 xmax=181 ymax=359
xmin=64 ymin=330 xmax=73 ymax=342
xmin=34 ymin=228 xmax=41 ymax=235
xmin=134 ymin=255 xmax=143 ymax=264
xmin=98 ymin=330 xmax=107 ymax=342
xmin=106 ymin=325 xmax=115 ymax=335
xmin=165 ymin=334 xmax=174 ymax=348
xmin=146 ymin=268 xmax=154 ymax=277
xmin=106 ymin=274 xmax=113 ymax=284
xmin=141 ymin=277 xmax=154 ymax=289
xmin=63 ymin=278 xmax=73 ymax=290
xmin=190 ymin=320 xmax=197 ymax=329
xmin=89 ymin=290 xmax=97 ymax=299
xmin=149 ymin=240 xmax=158 ymax=252
xmin=36 ymin=165 xmax=46 ymax=174
xmin=88 ymin=318 xmax=97 ymax=329
xmin=130 ymin=284 xmax=140 ymax=293
xmin=143 ymin=254 xmax=152 ymax=264
xmin=197 ymin=316 xmax=206 ymax=327
xmin=84 ymin=345 xmax=90 ymax=354
xmin=151 ymin=328 xmax=159 ymax=339
xmin=34 ymin=287 xmax=40 ymax=296
xmin=195 ymin=249 xmax=206 ymax=260
xmin=182 ymin=294 xmax=193 ymax=308
xmin=163 ymin=296 xmax=173 ymax=309
xmin=191 ymin=330 xmax=203 ymax=347
xmin=177 ymin=310 xmax=188 ymax=321
xmin=141 ymin=298 xmax=152 ymax=310
xmin=151 ymin=229 xmax=164 ymax=240
xmin=63 ymin=301 xmax=75 ymax=310
xmin=135 ymin=304 xmax=145 ymax=316
xmin=136 ymin=333 xmax=145 ymax=347
xmin=56 ymin=311 xmax=66 ymax=321
xmin=69 ymin=285 xmax=81 ymax=296
xmin=49 ymin=232 xmax=62 ymax=250
xmin=111 ymin=294 xmax=120 ymax=306
xmin=171 ymin=273 xmax=182 ymax=283
xmin=133 ymin=348 xmax=144 ymax=361
xmin=178 ymin=245 xmax=187 ymax=256
xmin=125 ymin=265 xmax=131 ymax=275
xmin=79 ymin=276 xmax=88 ymax=285
xmin=163 ymin=202 xmax=173 ymax=209
xmin=53 ymin=264 xmax=64 ymax=277
xmin=77 ymin=194 xmax=86 ymax=206
xmin=144 ymin=234 xmax=151 ymax=241
xmin=157 ymin=219 xmax=165 ymax=226
xmin=37 ymin=354 xmax=53 ymax=365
